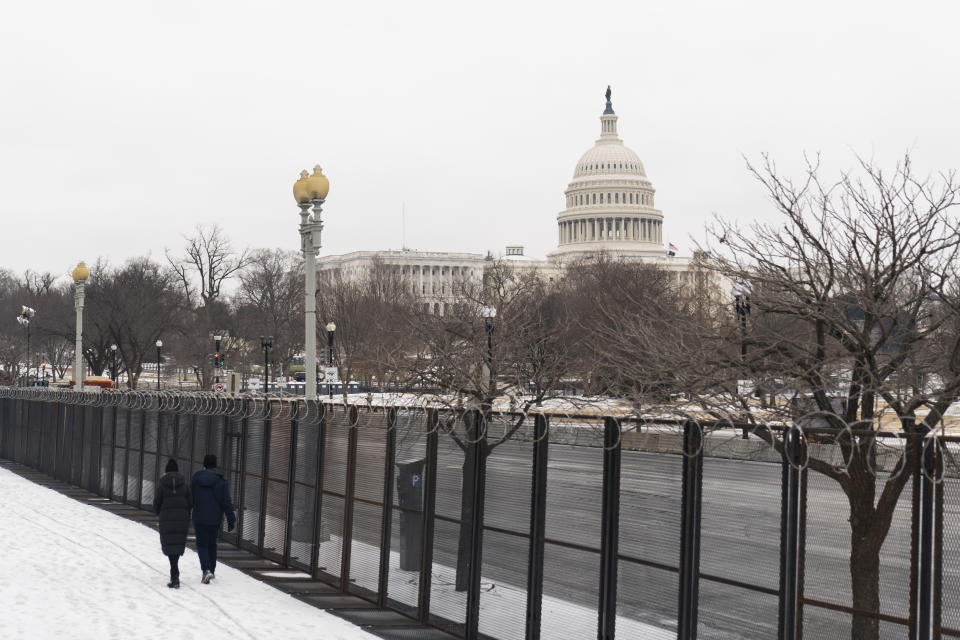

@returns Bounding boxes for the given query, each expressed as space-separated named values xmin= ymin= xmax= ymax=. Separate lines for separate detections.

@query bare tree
xmin=605 ymin=154 xmax=960 ymax=640
xmin=315 ymin=258 xmax=418 ymax=400
xmin=404 ymin=260 xmax=574 ymax=590
xmin=234 ymin=248 xmax=304 ymax=381
xmin=95 ymin=258 xmax=184 ymax=388
xmin=167 ymin=224 xmax=250 ymax=388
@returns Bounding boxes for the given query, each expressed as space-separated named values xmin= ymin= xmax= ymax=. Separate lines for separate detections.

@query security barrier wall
xmin=1 ymin=389 xmax=958 ymax=640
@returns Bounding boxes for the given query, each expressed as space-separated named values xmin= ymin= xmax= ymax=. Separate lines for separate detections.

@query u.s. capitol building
xmin=318 ymin=88 xmax=699 ymax=313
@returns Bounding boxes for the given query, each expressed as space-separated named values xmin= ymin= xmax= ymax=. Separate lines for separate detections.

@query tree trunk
xmin=849 ymin=508 xmax=882 ymax=640
xmin=455 ymin=444 xmax=476 ymax=592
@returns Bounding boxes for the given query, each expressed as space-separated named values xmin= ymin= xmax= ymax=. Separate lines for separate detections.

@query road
xmin=382 ymin=433 xmax=959 ymax=640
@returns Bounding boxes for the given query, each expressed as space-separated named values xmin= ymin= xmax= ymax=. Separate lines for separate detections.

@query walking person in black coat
xmin=153 ymin=458 xmax=191 ymax=589
xmin=190 ymin=454 xmax=236 ymax=584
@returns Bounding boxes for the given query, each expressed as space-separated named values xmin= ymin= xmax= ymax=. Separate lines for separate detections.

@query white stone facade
xmin=317 ymin=90 xmax=696 ymax=304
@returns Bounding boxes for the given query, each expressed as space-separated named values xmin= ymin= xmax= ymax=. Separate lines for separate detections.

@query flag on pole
xmin=668 ymin=242 xmax=678 ymax=256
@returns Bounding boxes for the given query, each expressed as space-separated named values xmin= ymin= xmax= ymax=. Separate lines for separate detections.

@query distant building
xmin=318 ymin=89 xmax=700 ymax=310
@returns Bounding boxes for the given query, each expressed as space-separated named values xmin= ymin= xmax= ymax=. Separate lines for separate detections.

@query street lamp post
xmin=326 ymin=322 xmax=336 ymax=399
xmin=294 ymin=166 xmax=330 ymax=401
xmin=110 ymin=344 xmax=118 ymax=387
xmin=260 ymin=336 xmax=273 ymax=395
xmin=73 ymin=261 xmax=90 ymax=390
xmin=732 ymin=281 xmax=752 ymax=439
xmin=214 ymin=333 xmax=223 ymax=385
xmin=155 ymin=339 xmax=163 ymax=391
xmin=16 ymin=306 xmax=35 ymax=386
xmin=481 ymin=306 xmax=497 ymax=399
xmin=732 ymin=281 xmax=752 ymax=363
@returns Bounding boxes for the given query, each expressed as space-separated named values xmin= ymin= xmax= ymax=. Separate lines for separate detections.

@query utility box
xmin=228 ymin=372 xmax=241 ymax=394
xmin=396 ymin=458 xmax=425 ymax=571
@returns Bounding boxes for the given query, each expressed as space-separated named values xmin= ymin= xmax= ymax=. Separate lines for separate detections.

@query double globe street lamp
xmin=293 ymin=166 xmax=330 ymax=401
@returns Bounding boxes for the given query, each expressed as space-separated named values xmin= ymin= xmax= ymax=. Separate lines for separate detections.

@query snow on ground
xmin=0 ymin=467 xmax=376 ymax=640
xmin=317 ymin=534 xmax=674 ymax=640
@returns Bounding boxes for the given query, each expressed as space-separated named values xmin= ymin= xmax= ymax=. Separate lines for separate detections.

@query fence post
xmin=417 ymin=408 xmax=439 ymax=623
xmin=677 ymin=420 xmax=703 ymax=640
xmin=913 ymin=436 xmax=938 ymax=640
xmin=309 ymin=403 xmax=327 ymax=578
xmin=340 ymin=405 xmax=360 ymax=592
xmin=377 ymin=408 xmax=398 ymax=606
xmin=283 ymin=414 xmax=299 ymax=566
xmin=525 ymin=413 xmax=549 ymax=640
xmin=778 ymin=427 xmax=805 ymax=640
xmin=598 ymin=416 xmax=622 ymax=640
xmin=464 ymin=409 xmax=489 ymax=640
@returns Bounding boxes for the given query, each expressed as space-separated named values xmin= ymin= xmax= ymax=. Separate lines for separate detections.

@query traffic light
xmin=212 ymin=353 xmax=225 ymax=368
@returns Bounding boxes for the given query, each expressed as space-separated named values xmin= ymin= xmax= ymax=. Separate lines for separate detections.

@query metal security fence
xmin=1 ymin=388 xmax=959 ymax=640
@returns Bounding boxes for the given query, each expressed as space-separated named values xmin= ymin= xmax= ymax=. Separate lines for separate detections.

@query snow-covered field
xmin=0 ymin=467 xmax=375 ymax=640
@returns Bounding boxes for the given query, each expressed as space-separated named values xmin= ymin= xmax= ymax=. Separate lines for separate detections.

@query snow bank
xmin=0 ymin=467 xmax=376 ymax=640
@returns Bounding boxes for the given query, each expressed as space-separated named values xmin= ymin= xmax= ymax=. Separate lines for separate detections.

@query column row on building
xmin=565 ymin=190 xmax=653 ymax=208
xmin=397 ymin=263 xmax=480 ymax=296
xmin=558 ymin=217 xmax=662 ymax=245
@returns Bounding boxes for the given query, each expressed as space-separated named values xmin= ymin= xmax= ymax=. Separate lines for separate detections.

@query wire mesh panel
xmin=348 ymin=410 xmax=389 ymax=599
xmin=80 ymin=406 xmax=98 ymax=491
xmin=540 ymin=422 xmax=604 ymax=640
xmin=113 ymin=409 xmax=128 ymax=501
xmin=174 ymin=413 xmax=192 ymax=475
xmin=618 ymin=426 xmax=684 ymax=638
xmin=387 ymin=409 xmax=429 ymax=613
xmin=263 ymin=407 xmax=291 ymax=562
xmin=474 ymin=414 xmax=532 ymax=640
xmin=941 ymin=443 xmax=960 ymax=637
xmin=220 ymin=413 xmax=242 ymax=546
xmin=289 ymin=413 xmax=320 ymax=571
xmin=698 ymin=452 xmax=782 ymax=639
xmin=157 ymin=410 xmax=174 ymax=464
xmin=70 ymin=404 xmax=83 ymax=486
xmin=125 ymin=410 xmax=143 ymax=507
xmin=428 ymin=413 xmax=473 ymax=635
xmin=802 ymin=443 xmax=914 ymax=639
xmin=317 ymin=406 xmax=350 ymax=584
xmin=241 ymin=412 xmax=266 ymax=551
xmin=193 ymin=415 xmax=210 ymax=478
xmin=99 ymin=406 xmax=114 ymax=495
xmin=141 ymin=411 xmax=160 ymax=509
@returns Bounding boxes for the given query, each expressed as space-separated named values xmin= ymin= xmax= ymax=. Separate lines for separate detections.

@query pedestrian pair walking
xmin=153 ymin=455 xmax=236 ymax=588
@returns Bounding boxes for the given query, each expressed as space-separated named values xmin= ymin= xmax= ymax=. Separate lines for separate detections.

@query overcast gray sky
xmin=2 ymin=0 xmax=957 ymax=278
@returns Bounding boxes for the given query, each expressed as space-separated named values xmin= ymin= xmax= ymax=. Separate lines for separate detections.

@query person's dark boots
xmin=167 ymin=578 xmax=180 ymax=589
xmin=202 ymin=570 xmax=212 ymax=584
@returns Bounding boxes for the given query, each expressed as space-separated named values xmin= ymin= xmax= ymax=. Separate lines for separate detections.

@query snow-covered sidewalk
xmin=0 ymin=466 xmax=376 ymax=640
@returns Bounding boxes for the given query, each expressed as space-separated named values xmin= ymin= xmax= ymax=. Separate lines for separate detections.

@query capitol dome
xmin=573 ymin=143 xmax=646 ymax=178
xmin=548 ymin=87 xmax=666 ymax=262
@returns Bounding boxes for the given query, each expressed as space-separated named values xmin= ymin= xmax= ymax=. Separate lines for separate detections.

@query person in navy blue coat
xmin=190 ymin=454 xmax=236 ymax=584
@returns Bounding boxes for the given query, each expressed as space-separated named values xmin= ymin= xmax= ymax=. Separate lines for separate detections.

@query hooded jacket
xmin=190 ymin=468 xmax=236 ymax=529
xmin=153 ymin=472 xmax=191 ymax=556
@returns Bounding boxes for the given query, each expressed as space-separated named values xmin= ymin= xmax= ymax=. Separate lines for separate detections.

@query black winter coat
xmin=153 ymin=472 xmax=192 ymax=556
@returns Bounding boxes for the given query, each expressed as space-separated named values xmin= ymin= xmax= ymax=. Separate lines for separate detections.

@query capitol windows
xmin=592 ymin=193 xmax=596 ymax=204
xmin=599 ymin=193 xmax=603 ymax=203
xmin=614 ymin=193 xmax=619 ymax=203
xmin=629 ymin=193 xmax=633 ymax=203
